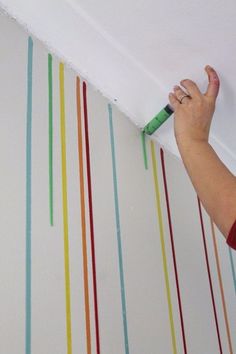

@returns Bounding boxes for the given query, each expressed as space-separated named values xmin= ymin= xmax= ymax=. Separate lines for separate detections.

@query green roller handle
xmin=143 ymin=104 xmax=174 ymax=135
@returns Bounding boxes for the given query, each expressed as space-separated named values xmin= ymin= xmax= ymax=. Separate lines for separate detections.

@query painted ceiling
xmin=1 ymin=0 xmax=236 ymax=172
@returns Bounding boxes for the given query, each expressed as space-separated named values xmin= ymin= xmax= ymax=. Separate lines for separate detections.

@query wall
xmin=0 ymin=11 xmax=235 ymax=354
xmin=1 ymin=0 xmax=236 ymax=174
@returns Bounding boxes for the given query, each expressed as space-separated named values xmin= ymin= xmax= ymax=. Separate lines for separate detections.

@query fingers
xmin=180 ymin=79 xmax=202 ymax=98
xmin=173 ymin=85 xmax=190 ymax=103
xmin=204 ymin=65 xmax=220 ymax=100
xmin=170 ymin=65 xmax=220 ymax=107
xmin=168 ymin=92 xmax=180 ymax=111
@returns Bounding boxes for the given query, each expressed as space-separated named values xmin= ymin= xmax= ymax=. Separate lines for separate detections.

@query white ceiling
xmin=1 ymin=0 xmax=236 ymax=172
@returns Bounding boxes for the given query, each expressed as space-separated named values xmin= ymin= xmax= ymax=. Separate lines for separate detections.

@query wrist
xmin=177 ymin=137 xmax=210 ymax=155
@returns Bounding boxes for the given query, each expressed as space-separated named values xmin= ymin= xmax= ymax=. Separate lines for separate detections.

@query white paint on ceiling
xmin=1 ymin=0 xmax=236 ymax=172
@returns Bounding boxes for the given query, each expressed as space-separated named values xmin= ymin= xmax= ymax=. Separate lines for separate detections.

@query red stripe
xmin=83 ymin=82 xmax=100 ymax=354
xmin=197 ymin=198 xmax=223 ymax=354
xmin=160 ymin=148 xmax=188 ymax=354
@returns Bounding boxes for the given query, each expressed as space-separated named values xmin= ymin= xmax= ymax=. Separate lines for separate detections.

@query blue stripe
xmin=26 ymin=36 xmax=33 ymax=354
xmin=108 ymin=104 xmax=130 ymax=354
xmin=228 ymin=248 xmax=236 ymax=295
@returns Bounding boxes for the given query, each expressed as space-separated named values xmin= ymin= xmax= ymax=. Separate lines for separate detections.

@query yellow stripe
xmin=150 ymin=141 xmax=177 ymax=354
xmin=59 ymin=63 xmax=72 ymax=354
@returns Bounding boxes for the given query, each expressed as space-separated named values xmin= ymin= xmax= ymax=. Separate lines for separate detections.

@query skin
xmin=169 ymin=65 xmax=236 ymax=239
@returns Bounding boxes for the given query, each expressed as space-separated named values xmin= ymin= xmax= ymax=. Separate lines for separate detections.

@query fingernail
xmin=173 ymin=85 xmax=179 ymax=90
xmin=207 ymin=65 xmax=215 ymax=71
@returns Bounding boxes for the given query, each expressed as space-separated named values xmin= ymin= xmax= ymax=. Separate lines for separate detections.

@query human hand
xmin=169 ymin=65 xmax=220 ymax=149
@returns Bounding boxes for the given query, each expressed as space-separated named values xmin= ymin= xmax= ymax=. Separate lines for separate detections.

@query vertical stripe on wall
xmin=48 ymin=53 xmax=53 ymax=226
xmin=197 ymin=198 xmax=222 ymax=354
xmin=141 ymin=132 xmax=148 ymax=170
xmin=26 ymin=36 xmax=33 ymax=354
xmin=160 ymin=148 xmax=187 ymax=354
xmin=76 ymin=77 xmax=92 ymax=354
xmin=150 ymin=141 xmax=177 ymax=354
xmin=83 ymin=82 xmax=100 ymax=354
xmin=59 ymin=63 xmax=72 ymax=354
xmin=210 ymin=220 xmax=233 ymax=354
xmin=228 ymin=248 xmax=236 ymax=295
xmin=108 ymin=104 xmax=130 ymax=354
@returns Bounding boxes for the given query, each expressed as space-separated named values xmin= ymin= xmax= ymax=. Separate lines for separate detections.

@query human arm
xmin=178 ymin=139 xmax=236 ymax=238
xmin=169 ymin=65 xmax=236 ymax=247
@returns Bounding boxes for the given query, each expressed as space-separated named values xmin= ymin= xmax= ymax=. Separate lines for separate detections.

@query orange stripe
xmin=76 ymin=76 xmax=91 ymax=354
xmin=210 ymin=219 xmax=233 ymax=354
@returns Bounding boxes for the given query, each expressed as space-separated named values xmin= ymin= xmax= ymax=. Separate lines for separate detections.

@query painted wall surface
xmin=0 ymin=0 xmax=235 ymax=174
xmin=0 ymin=11 xmax=236 ymax=354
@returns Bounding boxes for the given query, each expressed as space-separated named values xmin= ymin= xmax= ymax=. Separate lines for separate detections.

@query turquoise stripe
xmin=26 ymin=36 xmax=33 ymax=354
xmin=108 ymin=104 xmax=130 ymax=354
xmin=48 ymin=53 xmax=53 ymax=226
xmin=228 ymin=248 xmax=236 ymax=295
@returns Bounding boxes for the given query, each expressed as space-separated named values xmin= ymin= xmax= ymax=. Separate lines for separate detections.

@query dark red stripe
xmin=83 ymin=82 xmax=100 ymax=354
xmin=160 ymin=148 xmax=188 ymax=354
xmin=197 ymin=198 xmax=223 ymax=354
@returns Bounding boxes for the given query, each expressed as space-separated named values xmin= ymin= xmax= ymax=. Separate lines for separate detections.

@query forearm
xmin=178 ymin=140 xmax=236 ymax=238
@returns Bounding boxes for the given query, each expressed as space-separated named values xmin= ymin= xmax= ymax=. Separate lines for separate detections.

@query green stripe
xmin=48 ymin=53 xmax=53 ymax=226
xmin=141 ymin=131 xmax=148 ymax=170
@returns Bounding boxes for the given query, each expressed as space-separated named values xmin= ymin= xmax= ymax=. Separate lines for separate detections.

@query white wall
xmin=1 ymin=0 xmax=236 ymax=174
xmin=0 ymin=11 xmax=235 ymax=354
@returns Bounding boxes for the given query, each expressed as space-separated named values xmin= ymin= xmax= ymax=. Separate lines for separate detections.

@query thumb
xmin=204 ymin=65 xmax=220 ymax=100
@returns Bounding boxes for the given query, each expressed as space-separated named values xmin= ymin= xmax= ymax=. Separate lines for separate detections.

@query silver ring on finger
xmin=179 ymin=94 xmax=191 ymax=104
